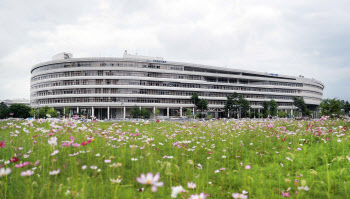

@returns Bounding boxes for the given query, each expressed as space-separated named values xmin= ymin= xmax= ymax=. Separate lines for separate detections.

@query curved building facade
xmin=30 ymin=52 xmax=324 ymax=119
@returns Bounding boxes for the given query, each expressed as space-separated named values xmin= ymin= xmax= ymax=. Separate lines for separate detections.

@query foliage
xmin=185 ymin=108 xmax=193 ymax=118
xmin=46 ymin=107 xmax=58 ymax=118
xmin=8 ymin=103 xmax=31 ymax=118
xmin=152 ymin=107 xmax=160 ymax=119
xmin=292 ymin=96 xmax=311 ymax=117
xmin=238 ymin=97 xmax=250 ymax=118
xmin=197 ymin=99 xmax=208 ymax=113
xmin=130 ymin=106 xmax=141 ymax=118
xmin=262 ymin=101 xmax=269 ymax=118
xmin=269 ymin=99 xmax=278 ymax=117
xmin=0 ymin=102 xmax=9 ymax=119
xmin=29 ymin=108 xmax=39 ymax=118
xmin=319 ymin=98 xmax=343 ymax=117
xmin=38 ymin=106 xmax=51 ymax=118
xmin=190 ymin=93 xmax=200 ymax=106
xmin=140 ymin=108 xmax=151 ymax=119
xmin=278 ymin=110 xmax=287 ymax=118
xmin=344 ymin=101 xmax=350 ymax=115
xmin=224 ymin=92 xmax=241 ymax=118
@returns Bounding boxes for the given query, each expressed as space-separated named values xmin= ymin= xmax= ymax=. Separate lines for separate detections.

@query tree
xmin=0 ymin=102 xmax=9 ymax=119
xmin=262 ymin=101 xmax=269 ymax=118
xmin=224 ymin=92 xmax=240 ymax=118
xmin=46 ymin=107 xmax=58 ymax=118
xmin=130 ymin=106 xmax=141 ymax=118
xmin=191 ymin=93 xmax=200 ymax=117
xmin=29 ymin=108 xmax=39 ymax=118
xmin=343 ymin=101 xmax=350 ymax=115
xmin=38 ymin=106 xmax=50 ymax=118
xmin=319 ymin=98 xmax=343 ymax=117
xmin=269 ymin=100 xmax=278 ymax=117
xmin=197 ymin=98 xmax=208 ymax=117
xmin=238 ymin=97 xmax=250 ymax=118
xmin=153 ymin=107 xmax=160 ymax=119
xmin=8 ymin=104 xmax=31 ymax=118
xmin=140 ymin=108 xmax=151 ymax=119
xmin=185 ymin=108 xmax=193 ymax=118
xmin=292 ymin=96 xmax=311 ymax=117
xmin=278 ymin=110 xmax=287 ymax=118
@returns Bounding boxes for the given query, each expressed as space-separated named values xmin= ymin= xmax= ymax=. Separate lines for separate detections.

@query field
xmin=1 ymin=117 xmax=350 ymax=198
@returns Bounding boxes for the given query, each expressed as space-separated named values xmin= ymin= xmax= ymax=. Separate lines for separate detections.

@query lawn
xmin=1 ymin=117 xmax=350 ymax=198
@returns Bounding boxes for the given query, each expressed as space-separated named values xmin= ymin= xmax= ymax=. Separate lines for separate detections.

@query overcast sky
xmin=0 ymin=0 xmax=349 ymax=101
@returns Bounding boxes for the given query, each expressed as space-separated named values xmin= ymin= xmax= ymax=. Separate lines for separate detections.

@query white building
xmin=30 ymin=52 xmax=324 ymax=119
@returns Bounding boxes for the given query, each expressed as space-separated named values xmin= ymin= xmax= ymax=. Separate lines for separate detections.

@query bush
xmin=8 ymin=104 xmax=31 ymax=118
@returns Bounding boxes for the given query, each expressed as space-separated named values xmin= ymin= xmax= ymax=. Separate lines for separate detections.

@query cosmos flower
xmin=136 ymin=172 xmax=164 ymax=192
xmin=187 ymin=182 xmax=197 ymax=189
xmin=0 ymin=141 xmax=5 ymax=148
xmin=21 ymin=170 xmax=34 ymax=177
xmin=49 ymin=169 xmax=60 ymax=175
xmin=245 ymin=165 xmax=251 ymax=170
xmin=15 ymin=162 xmax=31 ymax=168
xmin=232 ymin=192 xmax=248 ymax=199
xmin=189 ymin=193 xmax=207 ymax=199
xmin=0 ymin=168 xmax=11 ymax=177
xmin=171 ymin=185 xmax=186 ymax=198
xmin=110 ymin=178 xmax=122 ymax=183
xmin=48 ymin=137 xmax=57 ymax=146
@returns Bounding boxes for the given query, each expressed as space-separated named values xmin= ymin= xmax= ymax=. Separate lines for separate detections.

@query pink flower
xmin=0 ymin=141 xmax=5 ymax=148
xmin=281 ymin=191 xmax=291 ymax=197
xmin=69 ymin=136 xmax=75 ymax=141
xmin=245 ymin=165 xmax=251 ymax=170
xmin=21 ymin=170 xmax=34 ymax=176
xmin=297 ymin=148 xmax=302 ymax=151
xmin=15 ymin=162 xmax=30 ymax=168
xmin=72 ymin=143 xmax=80 ymax=147
xmin=190 ymin=193 xmax=207 ymax=199
xmin=136 ymin=172 xmax=164 ymax=192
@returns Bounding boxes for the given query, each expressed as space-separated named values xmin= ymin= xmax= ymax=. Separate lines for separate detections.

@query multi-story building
xmin=30 ymin=52 xmax=324 ymax=119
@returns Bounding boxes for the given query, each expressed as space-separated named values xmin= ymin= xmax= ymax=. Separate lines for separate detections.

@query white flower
xmin=65 ymin=190 xmax=70 ymax=196
xmin=49 ymin=169 xmax=60 ymax=175
xmin=232 ymin=193 xmax=248 ymax=199
xmin=222 ymin=155 xmax=227 ymax=158
xmin=95 ymin=153 xmax=100 ymax=156
xmin=90 ymin=166 xmax=97 ymax=170
xmin=131 ymin=158 xmax=138 ymax=161
xmin=187 ymin=182 xmax=197 ymax=189
xmin=110 ymin=178 xmax=122 ymax=183
xmin=48 ymin=137 xmax=57 ymax=146
xmin=0 ymin=168 xmax=11 ymax=177
xmin=171 ymin=185 xmax=186 ymax=198
xmin=298 ymin=186 xmax=309 ymax=191
xmin=104 ymin=159 xmax=111 ymax=163
xmin=82 ymin=165 xmax=87 ymax=170
xmin=50 ymin=150 xmax=59 ymax=156
xmin=215 ymin=170 xmax=219 ymax=173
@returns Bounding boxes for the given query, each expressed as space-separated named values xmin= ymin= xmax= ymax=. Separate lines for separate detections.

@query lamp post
xmin=121 ymin=102 xmax=124 ymax=119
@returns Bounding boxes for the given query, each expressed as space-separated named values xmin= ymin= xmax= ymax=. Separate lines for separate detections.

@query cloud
xmin=0 ymin=0 xmax=349 ymax=101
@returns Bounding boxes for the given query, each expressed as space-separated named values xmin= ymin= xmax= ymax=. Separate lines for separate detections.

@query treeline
xmin=0 ymin=103 xmax=62 ymax=119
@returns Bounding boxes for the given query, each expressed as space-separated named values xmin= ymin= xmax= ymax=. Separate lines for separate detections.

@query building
xmin=1 ymin=98 xmax=30 ymax=107
xmin=30 ymin=52 xmax=324 ymax=119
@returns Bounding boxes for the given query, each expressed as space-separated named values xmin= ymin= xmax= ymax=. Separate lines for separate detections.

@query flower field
xmin=1 ymin=117 xmax=350 ymax=198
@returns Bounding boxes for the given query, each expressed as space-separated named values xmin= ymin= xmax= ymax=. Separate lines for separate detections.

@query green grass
xmin=0 ymin=118 xmax=350 ymax=198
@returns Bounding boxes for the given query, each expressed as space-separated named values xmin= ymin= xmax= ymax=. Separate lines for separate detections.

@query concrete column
xmin=180 ymin=107 xmax=183 ymax=117
xmin=139 ymin=106 xmax=141 ymax=110
xmin=107 ymin=106 xmax=110 ymax=120
xmin=153 ymin=106 xmax=156 ymax=117
xmin=291 ymin=109 xmax=293 ymax=117
xmin=193 ymin=107 xmax=195 ymax=119
xmin=167 ymin=107 xmax=170 ymax=118
xmin=63 ymin=107 xmax=66 ymax=115
xmin=77 ymin=107 xmax=79 ymax=114
xmin=123 ymin=106 xmax=126 ymax=119
xmin=92 ymin=107 xmax=94 ymax=117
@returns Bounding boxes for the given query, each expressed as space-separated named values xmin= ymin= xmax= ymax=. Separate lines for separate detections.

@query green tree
xmin=0 ymin=102 xmax=9 ymax=119
xmin=269 ymin=100 xmax=278 ymax=117
xmin=130 ymin=106 xmax=141 ymax=118
xmin=46 ymin=108 xmax=58 ymax=118
xmin=238 ymin=97 xmax=250 ymax=118
xmin=153 ymin=107 xmax=160 ymax=119
xmin=278 ymin=110 xmax=287 ymax=118
xmin=262 ymin=101 xmax=269 ymax=118
xmin=343 ymin=101 xmax=350 ymax=115
xmin=39 ymin=106 xmax=50 ymax=118
xmin=224 ymin=92 xmax=240 ymax=118
xmin=319 ymin=98 xmax=343 ymax=117
xmin=140 ymin=108 xmax=150 ymax=119
xmin=292 ymin=96 xmax=311 ymax=117
xmin=8 ymin=104 xmax=31 ymax=118
xmin=29 ymin=108 xmax=39 ymax=118
xmin=185 ymin=108 xmax=193 ymax=118
xmin=197 ymin=98 xmax=208 ymax=117
xmin=191 ymin=93 xmax=200 ymax=106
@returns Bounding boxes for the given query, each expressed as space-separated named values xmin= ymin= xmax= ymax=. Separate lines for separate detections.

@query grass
xmin=0 ymin=117 xmax=350 ymax=198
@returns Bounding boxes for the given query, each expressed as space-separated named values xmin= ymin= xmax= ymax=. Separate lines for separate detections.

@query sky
xmin=0 ymin=0 xmax=349 ymax=101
